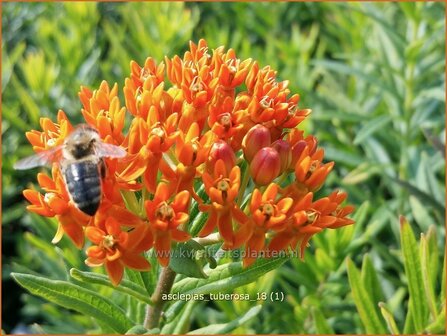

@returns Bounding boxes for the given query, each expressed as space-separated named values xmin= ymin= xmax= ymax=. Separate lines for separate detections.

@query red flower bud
xmin=242 ymin=124 xmax=271 ymax=162
xmin=207 ymin=140 xmax=236 ymax=173
xmin=272 ymin=139 xmax=291 ymax=173
xmin=250 ymin=147 xmax=281 ymax=185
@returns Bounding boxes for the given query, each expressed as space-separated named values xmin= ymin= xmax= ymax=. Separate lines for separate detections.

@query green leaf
xmin=378 ymin=302 xmax=400 ymax=334
xmin=423 ymin=228 xmax=440 ymax=295
xmin=400 ymin=216 xmax=429 ymax=332
xmin=342 ymin=162 xmax=382 ymax=185
xmin=125 ymin=325 xmax=148 ymax=335
xmin=12 ymin=273 xmax=133 ymax=333
xmin=403 ymin=303 xmax=415 ymax=334
xmin=420 ymin=234 xmax=438 ymax=320
xmin=410 ymin=196 xmax=435 ymax=232
xmin=346 ymin=258 xmax=387 ymax=334
xmin=10 ymin=74 xmax=41 ymax=125
xmin=186 ymin=305 xmax=262 ymax=334
xmin=160 ymin=300 xmax=195 ymax=335
xmin=2 ymin=41 xmax=26 ymax=92
xmin=425 ymin=305 xmax=446 ymax=334
xmin=353 ymin=115 xmax=392 ymax=145
xmin=172 ymin=256 xmax=288 ymax=295
xmin=361 ymin=254 xmax=384 ymax=305
xmin=171 ymin=299 xmax=197 ymax=334
xmin=70 ymin=268 xmax=152 ymax=305
xmin=124 ymin=325 xmax=160 ymax=335
xmin=188 ymin=211 xmax=208 ymax=237
xmin=390 ymin=177 xmax=445 ymax=219
xmin=312 ymin=307 xmax=334 ymax=334
xmin=169 ymin=240 xmax=208 ymax=279
xmin=164 ymin=300 xmax=188 ymax=323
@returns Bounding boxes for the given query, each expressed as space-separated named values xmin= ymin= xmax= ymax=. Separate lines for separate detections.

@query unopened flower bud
xmin=242 ymin=124 xmax=271 ymax=162
xmin=250 ymin=147 xmax=281 ymax=185
xmin=207 ymin=140 xmax=236 ymax=173
xmin=272 ymin=139 xmax=291 ymax=173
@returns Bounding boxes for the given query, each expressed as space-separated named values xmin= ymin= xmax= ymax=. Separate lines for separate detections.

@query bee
xmin=14 ymin=124 xmax=126 ymax=216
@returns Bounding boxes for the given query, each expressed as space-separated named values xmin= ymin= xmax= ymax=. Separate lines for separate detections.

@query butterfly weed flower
xmin=17 ymin=38 xmax=354 ymax=285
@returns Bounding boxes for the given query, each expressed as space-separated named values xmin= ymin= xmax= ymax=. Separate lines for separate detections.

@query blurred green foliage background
xmin=2 ymin=2 xmax=445 ymax=334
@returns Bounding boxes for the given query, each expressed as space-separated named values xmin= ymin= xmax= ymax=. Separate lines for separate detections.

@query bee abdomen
xmin=64 ymin=161 xmax=101 ymax=216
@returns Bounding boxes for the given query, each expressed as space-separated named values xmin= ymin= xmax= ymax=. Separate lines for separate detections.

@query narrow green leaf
xmin=419 ymin=234 xmax=438 ymax=319
xmin=172 ymin=256 xmax=288 ymax=295
xmin=390 ymin=178 xmax=445 ymax=218
xmin=125 ymin=268 xmax=146 ymax=290
xmin=353 ymin=115 xmax=392 ymax=145
xmin=2 ymin=42 xmax=26 ymax=92
xmin=425 ymin=226 xmax=440 ymax=291
xmin=171 ymin=299 xmax=197 ymax=334
xmin=361 ymin=254 xmax=384 ymax=305
xmin=425 ymin=305 xmax=446 ymax=334
xmin=12 ymin=273 xmax=133 ymax=333
xmin=188 ymin=211 xmax=208 ymax=237
xmin=400 ymin=216 xmax=429 ymax=332
xmin=410 ymin=196 xmax=434 ymax=232
xmin=10 ymin=74 xmax=41 ymax=125
xmin=342 ymin=163 xmax=382 ymax=185
xmin=186 ymin=305 xmax=262 ymax=334
xmin=311 ymin=307 xmax=334 ymax=334
xmin=164 ymin=300 xmax=188 ymax=323
xmin=403 ymin=299 xmax=415 ymax=334
xmin=125 ymin=325 xmax=148 ymax=335
xmin=346 ymin=258 xmax=387 ymax=334
xmin=440 ymin=252 xmax=446 ymax=306
xmin=160 ymin=300 xmax=195 ymax=335
xmin=312 ymin=60 xmax=398 ymax=97
xmin=70 ymin=268 xmax=152 ymax=305
xmin=379 ymin=302 xmax=400 ymax=334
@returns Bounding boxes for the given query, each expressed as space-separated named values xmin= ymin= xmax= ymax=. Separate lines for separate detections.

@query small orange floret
xmin=86 ymin=217 xmax=152 ymax=286
xmin=144 ymin=183 xmax=191 ymax=267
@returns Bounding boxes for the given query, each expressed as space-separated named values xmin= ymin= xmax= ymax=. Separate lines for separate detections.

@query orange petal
xmin=105 ymin=259 xmax=124 ymax=286
xmin=198 ymin=210 xmax=218 ymax=237
xmin=263 ymin=183 xmax=278 ymax=202
xmin=250 ymin=189 xmax=262 ymax=213
xmin=105 ymin=217 xmax=121 ymax=236
xmin=277 ymin=197 xmax=293 ymax=213
xmin=155 ymin=183 xmax=171 ymax=202
xmin=85 ymin=257 xmax=103 ymax=267
xmin=86 ymin=246 xmax=106 ymax=260
xmin=171 ymin=229 xmax=190 ymax=242
xmin=172 ymin=190 xmax=190 ymax=212
xmin=121 ymin=253 xmax=151 ymax=271
xmin=155 ymin=232 xmax=172 ymax=267
xmin=217 ymin=211 xmax=233 ymax=249
xmin=85 ymin=226 xmax=105 ymax=244
xmin=106 ymin=248 xmax=122 ymax=261
xmin=268 ymin=232 xmax=293 ymax=252
xmin=58 ymin=214 xmax=85 ymax=248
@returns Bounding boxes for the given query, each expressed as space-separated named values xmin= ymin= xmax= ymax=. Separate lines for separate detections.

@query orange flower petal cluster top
xmin=21 ymin=39 xmax=354 ymax=284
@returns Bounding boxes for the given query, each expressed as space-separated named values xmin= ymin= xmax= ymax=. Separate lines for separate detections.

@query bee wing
xmin=14 ymin=146 xmax=63 ymax=170
xmin=95 ymin=142 xmax=127 ymax=158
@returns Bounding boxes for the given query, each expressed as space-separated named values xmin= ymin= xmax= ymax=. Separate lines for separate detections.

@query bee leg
xmin=99 ymin=159 xmax=106 ymax=178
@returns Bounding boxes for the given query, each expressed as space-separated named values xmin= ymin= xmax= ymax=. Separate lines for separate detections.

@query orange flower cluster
xmin=22 ymin=39 xmax=354 ymax=284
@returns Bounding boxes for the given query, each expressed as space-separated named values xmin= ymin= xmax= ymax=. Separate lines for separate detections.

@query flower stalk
xmin=144 ymin=266 xmax=177 ymax=329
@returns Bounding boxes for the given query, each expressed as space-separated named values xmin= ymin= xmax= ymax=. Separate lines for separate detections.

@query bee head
xmin=65 ymin=124 xmax=100 ymax=159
